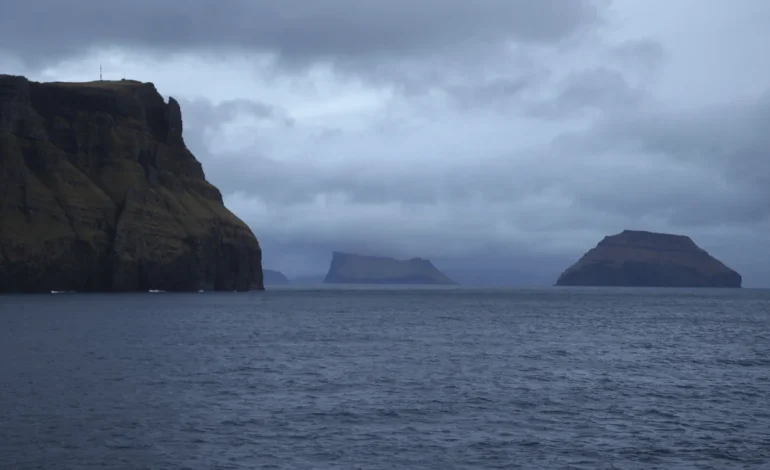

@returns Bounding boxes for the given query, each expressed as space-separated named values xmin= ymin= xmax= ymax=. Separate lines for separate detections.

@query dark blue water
xmin=1 ymin=287 xmax=769 ymax=469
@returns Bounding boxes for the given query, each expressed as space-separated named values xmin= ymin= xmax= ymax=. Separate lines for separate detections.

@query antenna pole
xmin=100 ymin=64 xmax=102 ymax=81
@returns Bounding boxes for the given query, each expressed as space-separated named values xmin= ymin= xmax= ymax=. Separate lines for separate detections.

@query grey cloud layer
xmin=181 ymin=80 xmax=770 ymax=234
xmin=2 ymin=0 xmax=600 ymax=66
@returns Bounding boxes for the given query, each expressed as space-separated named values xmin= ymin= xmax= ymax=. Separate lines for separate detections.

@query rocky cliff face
xmin=324 ymin=251 xmax=456 ymax=285
xmin=0 ymin=75 xmax=263 ymax=292
xmin=556 ymin=230 xmax=741 ymax=288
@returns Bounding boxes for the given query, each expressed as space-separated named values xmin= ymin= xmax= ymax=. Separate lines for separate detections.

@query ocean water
xmin=0 ymin=287 xmax=769 ymax=470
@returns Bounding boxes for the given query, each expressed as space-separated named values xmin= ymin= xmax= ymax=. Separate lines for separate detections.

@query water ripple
xmin=1 ymin=288 xmax=769 ymax=469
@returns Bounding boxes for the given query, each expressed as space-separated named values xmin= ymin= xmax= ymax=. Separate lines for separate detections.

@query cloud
xmin=1 ymin=0 xmax=606 ymax=112
xmin=608 ymin=39 xmax=666 ymax=70
xmin=179 ymin=84 xmax=770 ymax=265
xmin=1 ymin=0 xmax=600 ymax=67
xmin=528 ymin=67 xmax=644 ymax=118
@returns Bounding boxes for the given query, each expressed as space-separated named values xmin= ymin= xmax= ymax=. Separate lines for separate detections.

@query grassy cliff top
xmin=44 ymin=79 xmax=148 ymax=90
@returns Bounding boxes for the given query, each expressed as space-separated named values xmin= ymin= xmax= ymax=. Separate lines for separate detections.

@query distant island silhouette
xmin=324 ymin=252 xmax=456 ymax=285
xmin=556 ymin=230 xmax=742 ymax=288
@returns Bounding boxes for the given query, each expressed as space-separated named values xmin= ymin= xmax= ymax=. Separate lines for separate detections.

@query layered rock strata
xmin=0 ymin=75 xmax=263 ymax=292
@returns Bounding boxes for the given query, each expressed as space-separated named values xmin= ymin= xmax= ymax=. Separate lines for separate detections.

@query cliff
xmin=0 ymin=74 xmax=263 ymax=292
xmin=263 ymin=269 xmax=290 ymax=286
xmin=324 ymin=251 xmax=456 ymax=285
xmin=555 ymin=230 xmax=741 ymax=288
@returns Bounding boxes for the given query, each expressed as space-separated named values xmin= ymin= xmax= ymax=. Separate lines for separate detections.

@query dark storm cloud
xmin=1 ymin=0 xmax=602 ymax=67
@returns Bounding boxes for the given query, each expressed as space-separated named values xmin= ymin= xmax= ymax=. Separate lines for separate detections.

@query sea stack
xmin=324 ymin=252 xmax=456 ymax=285
xmin=0 ymin=74 xmax=263 ymax=292
xmin=555 ymin=230 xmax=741 ymax=288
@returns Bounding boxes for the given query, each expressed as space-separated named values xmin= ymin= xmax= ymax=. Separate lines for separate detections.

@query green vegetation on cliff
xmin=0 ymin=75 xmax=263 ymax=292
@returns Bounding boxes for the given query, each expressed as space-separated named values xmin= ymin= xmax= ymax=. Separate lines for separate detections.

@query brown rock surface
xmin=0 ymin=74 xmax=263 ymax=292
xmin=555 ymin=230 xmax=741 ymax=288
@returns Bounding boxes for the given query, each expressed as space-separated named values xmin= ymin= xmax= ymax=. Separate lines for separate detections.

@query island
xmin=263 ymin=269 xmax=290 ymax=286
xmin=0 ymin=74 xmax=263 ymax=292
xmin=555 ymin=230 xmax=741 ymax=288
xmin=323 ymin=251 xmax=457 ymax=285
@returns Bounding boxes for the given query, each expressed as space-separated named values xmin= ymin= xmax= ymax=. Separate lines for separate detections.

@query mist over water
xmin=1 ymin=287 xmax=769 ymax=469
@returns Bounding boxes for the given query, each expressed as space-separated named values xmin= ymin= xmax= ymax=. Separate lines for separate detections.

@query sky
xmin=2 ymin=0 xmax=769 ymax=286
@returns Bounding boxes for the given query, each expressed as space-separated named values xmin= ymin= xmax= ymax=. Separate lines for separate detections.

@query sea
xmin=0 ymin=286 xmax=768 ymax=470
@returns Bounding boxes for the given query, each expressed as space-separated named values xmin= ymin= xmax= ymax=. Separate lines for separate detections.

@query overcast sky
xmin=2 ymin=1 xmax=769 ymax=285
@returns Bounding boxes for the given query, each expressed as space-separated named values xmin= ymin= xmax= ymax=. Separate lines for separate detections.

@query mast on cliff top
xmin=99 ymin=64 xmax=102 ymax=81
